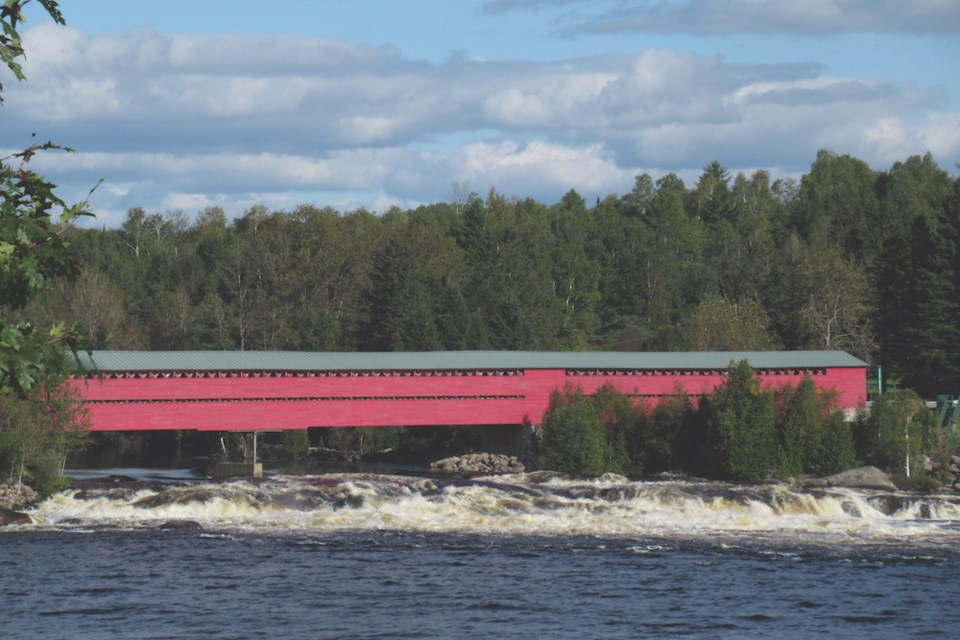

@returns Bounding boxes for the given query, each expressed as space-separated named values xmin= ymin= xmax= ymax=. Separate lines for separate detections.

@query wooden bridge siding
xmin=73 ymin=374 xmax=531 ymax=402
xmin=568 ymin=367 xmax=867 ymax=409
xmin=80 ymin=397 xmax=542 ymax=431
xmin=73 ymin=369 xmax=563 ymax=432
xmin=72 ymin=367 xmax=867 ymax=432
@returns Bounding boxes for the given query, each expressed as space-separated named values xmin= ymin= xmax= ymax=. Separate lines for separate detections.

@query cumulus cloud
xmin=2 ymin=21 xmax=956 ymax=225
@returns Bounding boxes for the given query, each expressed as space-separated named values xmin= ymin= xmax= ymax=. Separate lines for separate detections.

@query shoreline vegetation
xmin=532 ymin=362 xmax=957 ymax=492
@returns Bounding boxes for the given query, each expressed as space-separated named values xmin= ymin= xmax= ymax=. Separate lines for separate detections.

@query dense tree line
xmin=535 ymin=362 xmax=949 ymax=488
xmin=41 ymin=150 xmax=960 ymax=398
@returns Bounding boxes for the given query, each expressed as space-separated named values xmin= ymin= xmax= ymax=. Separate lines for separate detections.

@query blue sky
xmin=5 ymin=0 xmax=959 ymax=226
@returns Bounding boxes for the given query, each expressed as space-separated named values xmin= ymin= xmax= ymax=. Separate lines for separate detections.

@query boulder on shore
xmin=0 ymin=483 xmax=40 ymax=511
xmin=431 ymin=453 xmax=525 ymax=475
xmin=809 ymin=466 xmax=898 ymax=491
xmin=0 ymin=506 xmax=32 ymax=526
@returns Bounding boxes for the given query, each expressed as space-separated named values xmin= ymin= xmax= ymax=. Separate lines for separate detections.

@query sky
xmin=3 ymin=0 xmax=959 ymax=227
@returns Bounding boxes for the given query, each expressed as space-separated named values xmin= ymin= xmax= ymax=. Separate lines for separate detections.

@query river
xmin=3 ymin=471 xmax=960 ymax=638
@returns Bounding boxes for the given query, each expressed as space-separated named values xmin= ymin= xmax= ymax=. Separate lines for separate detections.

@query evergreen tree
xmin=774 ymin=376 xmax=855 ymax=477
xmin=899 ymin=210 xmax=960 ymax=394
xmin=707 ymin=361 xmax=778 ymax=481
xmin=640 ymin=392 xmax=695 ymax=474
xmin=357 ymin=231 xmax=440 ymax=351
xmin=693 ymin=161 xmax=736 ymax=224
xmin=817 ymin=412 xmax=856 ymax=476
xmin=776 ymin=378 xmax=816 ymax=477
xmin=591 ymin=382 xmax=637 ymax=475
xmin=536 ymin=386 xmax=605 ymax=476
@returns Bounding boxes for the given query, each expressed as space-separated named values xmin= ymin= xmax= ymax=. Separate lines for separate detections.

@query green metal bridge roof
xmin=77 ymin=350 xmax=867 ymax=373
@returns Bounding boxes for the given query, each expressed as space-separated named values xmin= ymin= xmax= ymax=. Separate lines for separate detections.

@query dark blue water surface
xmin=2 ymin=529 xmax=958 ymax=639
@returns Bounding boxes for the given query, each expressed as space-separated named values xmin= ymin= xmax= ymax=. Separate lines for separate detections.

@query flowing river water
xmin=3 ymin=471 xmax=960 ymax=638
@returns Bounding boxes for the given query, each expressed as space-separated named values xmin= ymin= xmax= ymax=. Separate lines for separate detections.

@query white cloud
xmin=483 ymin=88 xmax=553 ymax=127
xmin=452 ymin=140 xmax=631 ymax=198
xmin=2 ymin=22 xmax=956 ymax=225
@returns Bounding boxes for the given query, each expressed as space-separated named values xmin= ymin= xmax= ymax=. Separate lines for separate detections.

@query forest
xmin=32 ymin=150 xmax=960 ymax=398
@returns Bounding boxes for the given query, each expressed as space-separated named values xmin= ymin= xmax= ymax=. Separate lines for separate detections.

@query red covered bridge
xmin=70 ymin=351 xmax=868 ymax=432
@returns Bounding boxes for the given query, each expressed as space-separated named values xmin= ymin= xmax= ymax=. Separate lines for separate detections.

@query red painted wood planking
xmin=71 ymin=366 xmax=867 ymax=432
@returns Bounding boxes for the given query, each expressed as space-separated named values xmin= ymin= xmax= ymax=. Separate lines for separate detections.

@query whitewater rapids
xmin=21 ymin=472 xmax=960 ymax=545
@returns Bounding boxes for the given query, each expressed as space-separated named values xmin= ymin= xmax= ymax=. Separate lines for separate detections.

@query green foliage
xmin=707 ymin=360 xmax=779 ymax=481
xmin=591 ymin=382 xmax=637 ymax=474
xmin=895 ymin=204 xmax=960 ymax=395
xmin=0 ymin=1 xmax=95 ymax=494
xmin=2 ymin=1 xmax=96 ymax=397
xmin=775 ymin=378 xmax=815 ymax=477
xmin=792 ymin=245 xmax=875 ymax=359
xmin=0 ymin=142 xmax=95 ymax=395
xmin=794 ymin=150 xmax=880 ymax=260
xmin=0 ymin=385 xmax=89 ymax=495
xmin=536 ymin=385 xmax=607 ymax=475
xmin=281 ymin=429 xmax=310 ymax=460
xmin=855 ymin=391 xmax=920 ymax=472
xmin=770 ymin=376 xmax=856 ymax=478
xmin=536 ymin=383 xmax=646 ymax=476
xmin=533 ymin=364 xmax=861 ymax=481
xmin=853 ymin=390 xmax=930 ymax=477
xmin=1 ymin=1 xmax=63 ymax=101
xmin=817 ymin=412 xmax=857 ymax=476
xmin=683 ymin=296 xmax=779 ymax=351
xmin=639 ymin=391 xmax=695 ymax=474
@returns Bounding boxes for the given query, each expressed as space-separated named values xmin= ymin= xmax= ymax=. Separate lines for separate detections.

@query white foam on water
xmin=22 ymin=473 xmax=960 ymax=544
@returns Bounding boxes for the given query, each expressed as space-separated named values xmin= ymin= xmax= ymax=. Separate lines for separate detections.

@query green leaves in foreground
xmin=1 ymin=143 xmax=96 ymax=396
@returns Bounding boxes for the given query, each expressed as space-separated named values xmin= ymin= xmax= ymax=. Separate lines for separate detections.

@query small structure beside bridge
xmin=72 ymin=350 xmax=868 ymax=433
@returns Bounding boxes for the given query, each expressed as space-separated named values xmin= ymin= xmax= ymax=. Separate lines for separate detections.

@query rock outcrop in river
xmin=431 ymin=453 xmax=525 ymax=474
xmin=0 ymin=483 xmax=39 ymax=511
xmin=807 ymin=466 xmax=899 ymax=491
